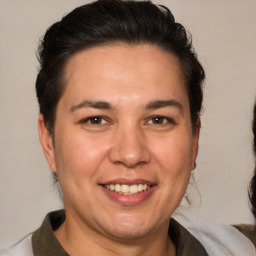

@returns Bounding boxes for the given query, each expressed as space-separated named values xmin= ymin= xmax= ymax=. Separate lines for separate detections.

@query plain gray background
xmin=1 ymin=0 xmax=256 ymax=250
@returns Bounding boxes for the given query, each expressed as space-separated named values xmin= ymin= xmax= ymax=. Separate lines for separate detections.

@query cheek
xmin=149 ymin=131 xmax=194 ymax=203
xmin=54 ymin=129 xmax=110 ymax=180
xmin=150 ymin=132 xmax=194 ymax=172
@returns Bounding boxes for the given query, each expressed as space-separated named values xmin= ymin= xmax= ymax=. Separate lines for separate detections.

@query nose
xmin=108 ymin=125 xmax=151 ymax=168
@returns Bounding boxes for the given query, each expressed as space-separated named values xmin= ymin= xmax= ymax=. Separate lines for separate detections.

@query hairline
xmin=47 ymin=41 xmax=196 ymax=136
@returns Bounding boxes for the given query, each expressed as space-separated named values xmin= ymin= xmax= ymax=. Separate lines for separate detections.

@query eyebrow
xmin=70 ymin=100 xmax=112 ymax=112
xmin=70 ymin=99 xmax=183 ymax=112
xmin=146 ymin=100 xmax=183 ymax=112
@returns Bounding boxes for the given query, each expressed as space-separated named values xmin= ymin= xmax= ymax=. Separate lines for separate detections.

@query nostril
xmin=108 ymin=129 xmax=151 ymax=166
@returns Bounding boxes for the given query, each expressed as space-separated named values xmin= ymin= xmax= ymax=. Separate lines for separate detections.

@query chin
xmin=103 ymin=218 xmax=156 ymax=240
xmin=108 ymin=227 xmax=153 ymax=241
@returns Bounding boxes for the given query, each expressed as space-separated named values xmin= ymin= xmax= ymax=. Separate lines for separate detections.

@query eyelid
xmin=81 ymin=115 xmax=110 ymax=125
xmin=146 ymin=116 xmax=176 ymax=125
xmin=79 ymin=115 xmax=176 ymax=126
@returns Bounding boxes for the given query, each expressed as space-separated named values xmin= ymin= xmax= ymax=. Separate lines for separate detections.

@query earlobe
xmin=38 ymin=115 xmax=56 ymax=172
xmin=191 ymin=119 xmax=201 ymax=170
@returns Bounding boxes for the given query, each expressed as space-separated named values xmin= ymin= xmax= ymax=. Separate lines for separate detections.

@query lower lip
xmin=101 ymin=185 xmax=156 ymax=206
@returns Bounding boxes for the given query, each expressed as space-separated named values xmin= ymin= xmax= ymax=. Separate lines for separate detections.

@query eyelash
xmin=146 ymin=116 xmax=176 ymax=125
xmin=80 ymin=116 xmax=175 ymax=126
xmin=81 ymin=116 xmax=109 ymax=125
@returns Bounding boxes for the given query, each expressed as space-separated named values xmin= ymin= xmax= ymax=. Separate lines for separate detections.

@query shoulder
xmin=174 ymin=208 xmax=256 ymax=256
xmin=233 ymin=224 xmax=256 ymax=248
xmin=0 ymin=233 xmax=33 ymax=256
xmin=186 ymin=221 xmax=256 ymax=256
xmin=0 ymin=210 xmax=67 ymax=256
xmin=169 ymin=218 xmax=209 ymax=256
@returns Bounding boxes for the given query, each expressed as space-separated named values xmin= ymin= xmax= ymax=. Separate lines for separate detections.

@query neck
xmin=54 ymin=212 xmax=176 ymax=256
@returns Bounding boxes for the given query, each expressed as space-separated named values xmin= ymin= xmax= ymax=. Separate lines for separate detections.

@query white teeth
xmin=130 ymin=184 xmax=138 ymax=193
xmin=115 ymin=184 xmax=121 ymax=192
xmin=138 ymin=184 xmax=143 ymax=192
xmin=121 ymin=184 xmax=130 ymax=193
xmin=104 ymin=184 xmax=151 ymax=195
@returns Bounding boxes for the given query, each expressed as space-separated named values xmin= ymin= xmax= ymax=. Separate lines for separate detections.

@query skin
xmin=39 ymin=43 xmax=200 ymax=256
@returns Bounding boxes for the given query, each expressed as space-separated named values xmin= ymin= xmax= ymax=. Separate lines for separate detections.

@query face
xmin=39 ymin=43 xmax=200 ymax=241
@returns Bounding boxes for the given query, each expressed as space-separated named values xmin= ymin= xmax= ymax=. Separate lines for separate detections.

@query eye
xmin=147 ymin=116 xmax=174 ymax=125
xmin=82 ymin=116 xmax=108 ymax=125
xmin=149 ymin=116 xmax=165 ymax=124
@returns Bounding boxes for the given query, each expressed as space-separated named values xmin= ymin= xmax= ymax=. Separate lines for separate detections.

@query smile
xmin=103 ymin=184 xmax=151 ymax=195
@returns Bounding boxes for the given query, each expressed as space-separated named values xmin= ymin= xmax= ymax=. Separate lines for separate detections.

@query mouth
xmin=100 ymin=180 xmax=156 ymax=205
xmin=103 ymin=184 xmax=151 ymax=195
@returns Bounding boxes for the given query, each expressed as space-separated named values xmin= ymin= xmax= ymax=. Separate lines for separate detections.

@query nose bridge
xmin=109 ymin=122 xmax=150 ymax=167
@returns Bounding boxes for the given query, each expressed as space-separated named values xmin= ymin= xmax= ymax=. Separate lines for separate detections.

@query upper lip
xmin=100 ymin=178 xmax=156 ymax=186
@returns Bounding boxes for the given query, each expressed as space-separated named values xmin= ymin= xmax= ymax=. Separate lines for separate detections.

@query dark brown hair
xmin=249 ymin=101 xmax=256 ymax=218
xmin=36 ymin=0 xmax=205 ymax=135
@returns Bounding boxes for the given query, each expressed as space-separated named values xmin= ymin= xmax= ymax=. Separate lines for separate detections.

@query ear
xmin=38 ymin=114 xmax=56 ymax=172
xmin=190 ymin=119 xmax=201 ymax=170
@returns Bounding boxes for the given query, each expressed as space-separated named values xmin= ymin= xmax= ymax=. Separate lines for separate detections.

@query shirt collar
xmin=32 ymin=209 xmax=208 ymax=256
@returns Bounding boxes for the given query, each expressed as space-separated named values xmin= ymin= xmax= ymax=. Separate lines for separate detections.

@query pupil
xmin=154 ymin=117 xmax=163 ymax=124
xmin=92 ymin=117 xmax=101 ymax=124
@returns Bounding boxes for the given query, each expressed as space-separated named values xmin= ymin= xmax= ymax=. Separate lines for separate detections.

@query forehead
xmin=65 ymin=43 xmax=184 ymax=78
xmin=61 ymin=43 xmax=187 ymax=107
